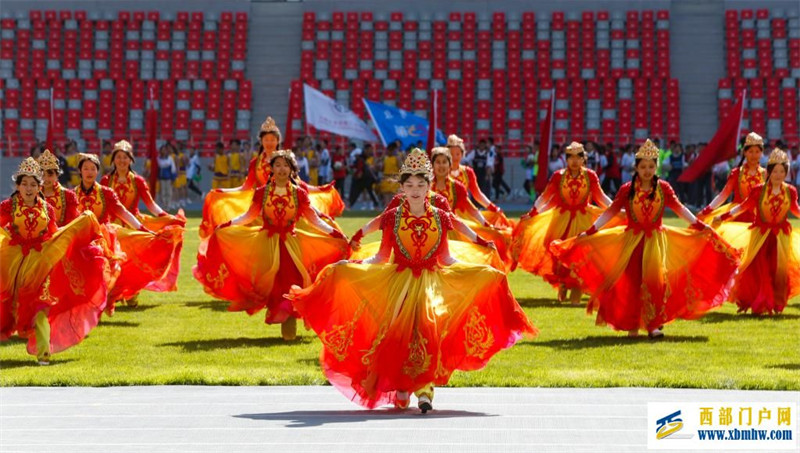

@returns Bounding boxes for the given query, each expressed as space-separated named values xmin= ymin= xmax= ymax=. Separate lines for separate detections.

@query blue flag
xmin=363 ymin=99 xmax=447 ymax=149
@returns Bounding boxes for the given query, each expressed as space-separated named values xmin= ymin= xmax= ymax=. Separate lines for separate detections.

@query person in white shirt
xmin=157 ymin=143 xmax=178 ymax=209
xmin=318 ymin=141 xmax=332 ymax=185
xmin=296 ymin=152 xmax=310 ymax=183
xmin=620 ymin=145 xmax=636 ymax=183
xmin=185 ymin=146 xmax=203 ymax=201
xmin=347 ymin=142 xmax=363 ymax=166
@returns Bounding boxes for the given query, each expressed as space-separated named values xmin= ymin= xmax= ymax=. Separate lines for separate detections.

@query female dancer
xmin=100 ymin=140 xmax=186 ymax=294
xmin=289 ymin=149 xmax=536 ymax=412
xmin=446 ymin=134 xmax=515 ymax=229
xmin=713 ymin=148 xmax=800 ymax=315
xmin=1 ymin=158 xmax=109 ymax=364
xmin=550 ymin=139 xmax=740 ymax=338
xmin=74 ymin=153 xmax=181 ymax=312
xmin=512 ymin=142 xmax=615 ymax=305
xmin=37 ymin=149 xmax=80 ymax=227
xmin=698 ymin=132 xmax=766 ymax=223
xmin=200 ymin=117 xmax=344 ymax=237
xmin=194 ymin=151 xmax=349 ymax=341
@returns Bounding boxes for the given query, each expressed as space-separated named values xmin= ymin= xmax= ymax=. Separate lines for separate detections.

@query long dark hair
xmin=629 ymin=158 xmax=659 ymax=201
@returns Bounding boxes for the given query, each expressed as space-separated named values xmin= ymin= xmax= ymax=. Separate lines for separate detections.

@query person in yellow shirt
xmin=100 ymin=140 xmax=114 ymax=175
xmin=303 ymin=136 xmax=319 ymax=186
xmin=209 ymin=142 xmax=229 ymax=189
xmin=63 ymin=141 xmax=81 ymax=187
xmin=228 ymin=139 xmax=243 ymax=187
xmin=378 ymin=142 xmax=402 ymax=205
xmin=172 ymin=141 xmax=188 ymax=207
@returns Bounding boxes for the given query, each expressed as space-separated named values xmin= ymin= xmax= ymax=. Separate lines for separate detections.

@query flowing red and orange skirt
xmin=550 ymin=225 xmax=740 ymax=332
xmin=1 ymin=213 xmax=111 ymax=355
xmin=194 ymin=225 xmax=349 ymax=323
xmin=289 ymin=262 xmax=537 ymax=408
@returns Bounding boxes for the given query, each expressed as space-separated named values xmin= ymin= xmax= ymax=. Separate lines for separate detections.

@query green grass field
xmin=2 ymin=213 xmax=799 ymax=389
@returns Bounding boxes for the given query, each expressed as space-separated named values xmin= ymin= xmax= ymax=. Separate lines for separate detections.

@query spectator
xmin=331 ymin=145 xmax=348 ymax=197
xmin=601 ymin=144 xmax=622 ymax=196
xmin=465 ymin=138 xmax=492 ymax=195
xmin=793 ymin=145 xmax=800 ymax=191
xmin=620 ymin=144 xmax=636 ymax=184
xmin=548 ymin=144 xmax=565 ymax=176
xmin=317 ymin=141 xmax=331 ymax=185
xmin=185 ymin=144 xmax=203 ymax=201
xmin=53 ymin=144 xmax=70 ymax=187
xmin=157 ymin=143 xmax=177 ymax=209
xmin=296 ymin=151 xmax=310 ymax=182
xmin=347 ymin=142 xmax=363 ymax=165
xmin=492 ymin=144 xmax=511 ymax=201
xmin=667 ymin=142 xmax=688 ymax=201
xmin=522 ymin=144 xmax=537 ymax=201
xmin=100 ymin=140 xmax=114 ymax=175
xmin=348 ymin=148 xmax=380 ymax=209
xmin=64 ymin=140 xmax=81 ymax=187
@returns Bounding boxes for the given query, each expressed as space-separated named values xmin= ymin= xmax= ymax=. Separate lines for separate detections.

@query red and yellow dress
xmin=512 ymin=168 xmax=618 ymax=285
xmin=434 ymin=177 xmax=513 ymax=268
xmin=43 ymin=183 xmax=80 ymax=227
xmin=101 ymin=171 xmax=186 ymax=292
xmin=74 ymin=182 xmax=182 ymax=306
xmin=0 ymin=195 xmax=109 ymax=356
xmin=550 ymin=180 xmax=740 ymax=332
xmin=200 ymin=152 xmax=345 ymax=237
xmin=699 ymin=165 xmax=766 ymax=224
xmin=717 ymin=183 xmax=800 ymax=314
xmin=289 ymin=201 xmax=537 ymax=409
xmin=451 ymin=164 xmax=515 ymax=229
xmin=194 ymin=182 xmax=349 ymax=323
xmin=352 ymin=192 xmax=505 ymax=270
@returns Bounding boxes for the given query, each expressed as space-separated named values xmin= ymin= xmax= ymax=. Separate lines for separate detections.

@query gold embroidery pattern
xmin=321 ymin=299 xmax=368 ymax=362
xmin=402 ymin=329 xmax=431 ymax=379
xmin=38 ymin=276 xmax=57 ymax=305
xmin=206 ymin=263 xmax=230 ymax=290
xmin=361 ymin=322 xmax=389 ymax=367
xmin=62 ymin=258 xmax=86 ymax=296
xmin=463 ymin=307 xmax=494 ymax=359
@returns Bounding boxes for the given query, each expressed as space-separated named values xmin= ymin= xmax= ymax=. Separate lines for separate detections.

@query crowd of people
xmin=3 ymin=119 xmax=799 ymax=415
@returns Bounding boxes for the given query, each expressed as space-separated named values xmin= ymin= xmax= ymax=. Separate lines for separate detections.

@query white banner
xmin=303 ymin=84 xmax=377 ymax=142
xmin=647 ymin=402 xmax=798 ymax=450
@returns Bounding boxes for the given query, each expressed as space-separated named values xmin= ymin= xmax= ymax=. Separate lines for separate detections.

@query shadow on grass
xmin=523 ymin=334 xmax=709 ymax=350
xmin=98 ymin=320 xmax=140 ymax=328
xmin=0 ymin=358 xmax=76 ymax=369
xmin=765 ymin=363 xmax=800 ymax=371
xmin=296 ymin=357 xmax=320 ymax=366
xmin=235 ymin=409 xmax=495 ymax=427
xmin=160 ymin=336 xmax=314 ymax=351
xmin=516 ymin=297 xmax=584 ymax=309
xmin=113 ymin=304 xmax=160 ymax=313
xmin=700 ymin=312 xmax=800 ymax=324
xmin=184 ymin=301 xmax=230 ymax=312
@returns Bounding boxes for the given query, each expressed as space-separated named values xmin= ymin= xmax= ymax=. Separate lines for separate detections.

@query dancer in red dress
xmin=100 ymin=140 xmax=186 ymax=296
xmin=289 ymin=149 xmax=536 ymax=412
xmin=512 ymin=142 xmax=615 ymax=304
xmin=551 ymin=139 xmax=740 ymax=338
xmin=73 ymin=154 xmax=181 ymax=313
xmin=698 ymin=132 xmax=766 ymax=223
xmin=713 ymin=148 xmax=800 ymax=315
xmin=1 ymin=158 xmax=109 ymax=364
xmin=194 ymin=151 xmax=349 ymax=340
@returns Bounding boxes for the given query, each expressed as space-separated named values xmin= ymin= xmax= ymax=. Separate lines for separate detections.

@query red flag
xmin=45 ymin=87 xmax=54 ymax=151
xmin=147 ymin=85 xmax=159 ymax=192
xmin=426 ymin=89 xmax=440 ymax=154
xmin=284 ymin=85 xmax=294 ymax=149
xmin=679 ymin=90 xmax=746 ymax=182
xmin=534 ymin=89 xmax=555 ymax=193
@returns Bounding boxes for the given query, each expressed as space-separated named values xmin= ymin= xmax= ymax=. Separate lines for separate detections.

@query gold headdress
xmin=743 ymin=132 xmax=764 ymax=148
xmin=430 ymin=146 xmax=452 ymax=163
xmin=12 ymin=157 xmax=43 ymax=183
xmin=260 ymin=116 xmax=282 ymax=144
xmin=767 ymin=147 xmax=789 ymax=166
xmin=446 ymin=134 xmax=465 ymax=152
xmin=111 ymin=139 xmax=135 ymax=163
xmin=268 ymin=149 xmax=299 ymax=172
xmin=77 ymin=153 xmax=101 ymax=170
xmin=36 ymin=149 xmax=61 ymax=172
xmin=635 ymin=139 xmax=660 ymax=161
xmin=399 ymin=148 xmax=433 ymax=179
xmin=565 ymin=141 xmax=585 ymax=155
